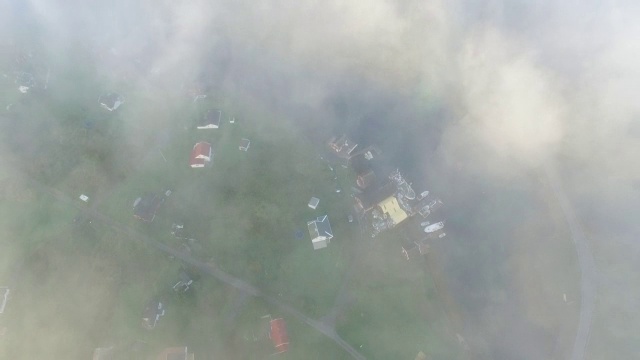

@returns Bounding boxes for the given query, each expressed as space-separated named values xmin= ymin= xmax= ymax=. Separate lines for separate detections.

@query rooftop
xmin=378 ymin=196 xmax=408 ymax=225
xmin=198 ymin=109 xmax=221 ymax=128
xmin=270 ymin=318 xmax=289 ymax=354
xmin=133 ymin=193 xmax=164 ymax=222
xmin=307 ymin=215 xmax=333 ymax=250
xmin=308 ymin=197 xmax=319 ymax=209
xmin=354 ymin=181 xmax=396 ymax=212
xmin=189 ymin=142 xmax=212 ymax=168
xmin=99 ymin=92 xmax=124 ymax=111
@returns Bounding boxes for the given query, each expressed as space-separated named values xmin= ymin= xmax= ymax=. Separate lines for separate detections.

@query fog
xmin=1 ymin=0 xmax=639 ymax=359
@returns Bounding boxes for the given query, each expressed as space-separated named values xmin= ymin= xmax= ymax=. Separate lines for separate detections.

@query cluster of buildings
xmin=326 ymin=134 xmax=447 ymax=247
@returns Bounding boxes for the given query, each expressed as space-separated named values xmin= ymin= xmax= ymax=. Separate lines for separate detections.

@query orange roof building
xmin=269 ymin=318 xmax=289 ymax=354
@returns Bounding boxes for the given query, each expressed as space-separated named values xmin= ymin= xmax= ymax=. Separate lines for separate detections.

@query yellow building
xmin=377 ymin=196 xmax=408 ymax=225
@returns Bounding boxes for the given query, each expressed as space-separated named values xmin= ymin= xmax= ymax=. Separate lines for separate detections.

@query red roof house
xmin=189 ymin=142 xmax=212 ymax=168
xmin=269 ymin=318 xmax=289 ymax=354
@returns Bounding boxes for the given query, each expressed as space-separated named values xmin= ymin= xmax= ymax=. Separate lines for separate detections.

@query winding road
xmin=544 ymin=164 xmax=597 ymax=360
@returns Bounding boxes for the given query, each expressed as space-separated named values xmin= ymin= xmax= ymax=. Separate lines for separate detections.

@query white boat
xmin=424 ymin=221 xmax=444 ymax=233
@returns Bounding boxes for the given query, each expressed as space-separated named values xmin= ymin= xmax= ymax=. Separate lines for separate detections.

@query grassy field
xmin=0 ymin=40 xmax=467 ymax=359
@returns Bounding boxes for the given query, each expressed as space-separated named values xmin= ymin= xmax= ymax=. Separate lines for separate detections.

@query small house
xmin=328 ymin=134 xmax=358 ymax=159
xmin=189 ymin=142 xmax=212 ymax=168
xmin=99 ymin=93 xmax=125 ymax=111
xmin=239 ymin=138 xmax=250 ymax=151
xmin=307 ymin=215 xmax=333 ymax=250
xmin=308 ymin=197 xmax=319 ymax=210
xmin=142 ymin=299 xmax=165 ymax=330
xmin=198 ymin=109 xmax=221 ymax=129
xmin=156 ymin=346 xmax=194 ymax=360
xmin=356 ymin=170 xmax=375 ymax=189
xmin=269 ymin=318 xmax=289 ymax=354
xmin=133 ymin=194 xmax=165 ymax=222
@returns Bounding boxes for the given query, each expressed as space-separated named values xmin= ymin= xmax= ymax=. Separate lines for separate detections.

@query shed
xmin=308 ymin=197 xmax=319 ymax=210
xmin=307 ymin=215 xmax=333 ymax=250
xmin=269 ymin=318 xmax=289 ymax=354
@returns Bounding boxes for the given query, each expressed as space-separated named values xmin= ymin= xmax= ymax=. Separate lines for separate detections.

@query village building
xmin=156 ymin=346 xmax=195 ymax=360
xmin=0 ymin=287 xmax=9 ymax=314
xmin=239 ymin=138 xmax=251 ymax=151
xmin=133 ymin=193 xmax=165 ymax=222
xmin=328 ymin=134 xmax=358 ymax=159
xmin=189 ymin=142 xmax=212 ymax=168
xmin=308 ymin=197 xmax=320 ymax=210
xmin=197 ymin=109 xmax=221 ymax=129
xmin=377 ymin=196 xmax=409 ymax=226
xmin=354 ymin=181 xmax=396 ymax=213
xmin=142 ymin=299 xmax=165 ymax=330
xmin=307 ymin=215 xmax=333 ymax=250
xmin=269 ymin=318 xmax=289 ymax=354
xmin=99 ymin=92 xmax=125 ymax=111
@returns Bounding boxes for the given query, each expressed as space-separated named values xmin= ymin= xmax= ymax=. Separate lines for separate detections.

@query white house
xmin=308 ymin=197 xmax=319 ymax=209
xmin=307 ymin=215 xmax=333 ymax=250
